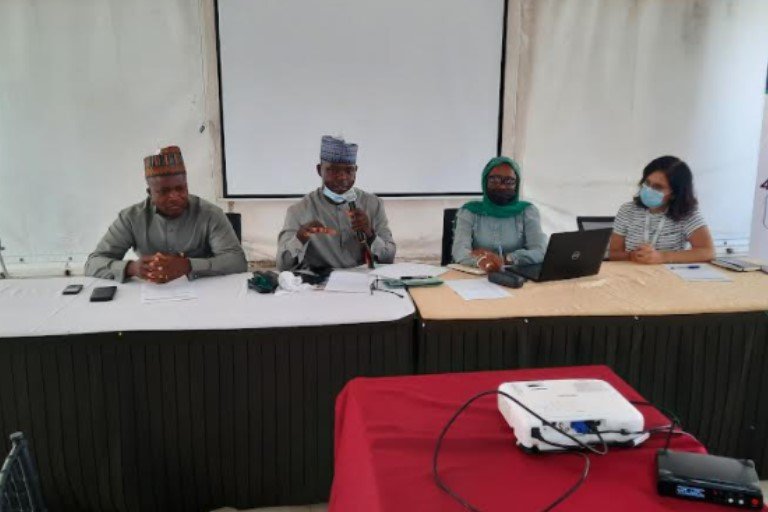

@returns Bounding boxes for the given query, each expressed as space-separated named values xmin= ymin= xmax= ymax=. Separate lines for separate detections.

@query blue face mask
xmin=323 ymin=186 xmax=356 ymax=204
xmin=639 ymin=184 xmax=665 ymax=209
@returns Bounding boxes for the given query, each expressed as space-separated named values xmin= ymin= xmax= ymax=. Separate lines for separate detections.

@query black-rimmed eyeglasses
xmin=487 ymin=176 xmax=517 ymax=186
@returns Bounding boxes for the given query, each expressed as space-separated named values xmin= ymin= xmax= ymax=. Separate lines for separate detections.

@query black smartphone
xmin=488 ymin=270 xmax=526 ymax=289
xmin=90 ymin=286 xmax=117 ymax=302
xmin=62 ymin=284 xmax=83 ymax=295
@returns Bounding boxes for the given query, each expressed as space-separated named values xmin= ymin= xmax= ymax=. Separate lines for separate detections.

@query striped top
xmin=613 ymin=201 xmax=707 ymax=252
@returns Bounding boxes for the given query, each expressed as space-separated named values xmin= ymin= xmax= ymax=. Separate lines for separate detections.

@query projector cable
xmin=432 ymin=389 xmax=599 ymax=512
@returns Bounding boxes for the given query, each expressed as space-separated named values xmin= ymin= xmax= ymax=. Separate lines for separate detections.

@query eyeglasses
xmin=369 ymin=278 xmax=405 ymax=298
xmin=487 ymin=176 xmax=517 ymax=186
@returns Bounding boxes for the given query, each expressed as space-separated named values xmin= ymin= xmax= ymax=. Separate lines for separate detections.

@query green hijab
xmin=462 ymin=156 xmax=531 ymax=218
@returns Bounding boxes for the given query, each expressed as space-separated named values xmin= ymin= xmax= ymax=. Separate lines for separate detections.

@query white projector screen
xmin=217 ymin=0 xmax=504 ymax=197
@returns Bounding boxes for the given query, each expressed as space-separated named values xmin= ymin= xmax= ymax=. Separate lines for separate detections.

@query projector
xmin=497 ymin=379 xmax=647 ymax=452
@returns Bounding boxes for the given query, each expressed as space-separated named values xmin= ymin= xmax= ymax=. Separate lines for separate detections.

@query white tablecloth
xmin=0 ymin=273 xmax=415 ymax=338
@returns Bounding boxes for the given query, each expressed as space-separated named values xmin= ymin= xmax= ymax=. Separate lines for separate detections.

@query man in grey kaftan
xmin=277 ymin=136 xmax=395 ymax=270
xmin=85 ymin=146 xmax=247 ymax=283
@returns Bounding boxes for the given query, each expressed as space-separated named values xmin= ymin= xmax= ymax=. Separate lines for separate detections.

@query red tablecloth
xmin=329 ymin=365 xmax=736 ymax=512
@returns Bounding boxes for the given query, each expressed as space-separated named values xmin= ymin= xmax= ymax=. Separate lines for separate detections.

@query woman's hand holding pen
xmin=471 ymin=249 xmax=503 ymax=272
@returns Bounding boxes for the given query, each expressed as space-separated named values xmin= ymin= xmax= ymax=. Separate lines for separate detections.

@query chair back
xmin=577 ymin=216 xmax=615 ymax=232
xmin=440 ymin=208 xmax=459 ymax=266
xmin=576 ymin=216 xmax=615 ymax=260
xmin=0 ymin=433 xmax=46 ymax=512
xmin=225 ymin=212 xmax=243 ymax=242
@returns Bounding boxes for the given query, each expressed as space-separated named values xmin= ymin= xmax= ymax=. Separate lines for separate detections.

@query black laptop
xmin=506 ymin=228 xmax=612 ymax=282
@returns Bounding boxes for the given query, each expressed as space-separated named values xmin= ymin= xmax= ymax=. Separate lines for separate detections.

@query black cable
xmin=532 ymin=442 xmax=591 ymax=512
xmin=432 ymin=390 xmax=491 ymax=512
xmin=595 ymin=422 xmax=701 ymax=448
xmin=596 ymin=426 xmax=665 ymax=435
xmin=532 ymin=428 xmax=609 ymax=456
xmin=589 ymin=424 xmax=608 ymax=454
xmin=646 ymin=426 xmax=700 ymax=443
xmin=663 ymin=416 xmax=678 ymax=452
xmin=542 ymin=453 xmax=590 ymax=512
xmin=630 ymin=400 xmax=682 ymax=452
xmin=630 ymin=401 xmax=681 ymax=424
xmin=432 ymin=389 xmax=598 ymax=512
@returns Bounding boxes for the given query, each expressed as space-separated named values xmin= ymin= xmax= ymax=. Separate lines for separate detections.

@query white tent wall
xmin=508 ymin=0 xmax=768 ymax=244
xmin=0 ymin=0 xmax=217 ymax=268
xmin=751 ymin=91 xmax=768 ymax=260
xmin=1 ymin=0 xmax=767 ymax=272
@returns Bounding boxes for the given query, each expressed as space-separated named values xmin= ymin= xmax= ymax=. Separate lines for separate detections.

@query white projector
xmin=497 ymin=379 xmax=647 ymax=452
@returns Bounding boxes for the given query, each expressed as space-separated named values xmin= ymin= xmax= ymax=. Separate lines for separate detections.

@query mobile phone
xmin=488 ymin=270 xmax=526 ymax=289
xmin=62 ymin=284 xmax=83 ymax=295
xmin=90 ymin=286 xmax=117 ymax=302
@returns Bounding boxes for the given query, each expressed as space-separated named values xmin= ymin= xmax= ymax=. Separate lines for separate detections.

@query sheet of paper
xmin=447 ymin=263 xmax=486 ymax=276
xmin=446 ymin=278 xmax=511 ymax=300
xmin=370 ymin=262 xmax=448 ymax=280
xmin=325 ymin=271 xmax=374 ymax=293
xmin=665 ymin=264 xmax=732 ymax=282
xmin=141 ymin=276 xmax=197 ymax=303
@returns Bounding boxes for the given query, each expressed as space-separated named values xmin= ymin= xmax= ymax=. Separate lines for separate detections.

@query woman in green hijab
xmin=451 ymin=156 xmax=547 ymax=272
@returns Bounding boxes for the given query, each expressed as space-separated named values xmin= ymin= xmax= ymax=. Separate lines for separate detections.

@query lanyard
xmin=644 ymin=213 xmax=666 ymax=249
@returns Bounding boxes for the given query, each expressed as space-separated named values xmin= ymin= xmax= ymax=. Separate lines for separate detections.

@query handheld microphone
xmin=345 ymin=192 xmax=374 ymax=268
xmin=344 ymin=190 xmax=367 ymax=243
xmin=348 ymin=200 xmax=367 ymax=244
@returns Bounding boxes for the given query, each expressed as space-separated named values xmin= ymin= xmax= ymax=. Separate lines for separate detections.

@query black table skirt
xmin=0 ymin=316 xmax=414 ymax=512
xmin=3 ymin=311 xmax=767 ymax=511
xmin=417 ymin=311 xmax=768 ymax=477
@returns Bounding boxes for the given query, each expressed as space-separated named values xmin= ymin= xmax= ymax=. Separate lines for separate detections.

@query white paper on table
xmin=665 ymin=264 xmax=732 ymax=282
xmin=324 ymin=271 xmax=374 ymax=293
xmin=141 ymin=276 xmax=197 ymax=303
xmin=446 ymin=279 xmax=511 ymax=300
xmin=370 ymin=262 xmax=448 ymax=280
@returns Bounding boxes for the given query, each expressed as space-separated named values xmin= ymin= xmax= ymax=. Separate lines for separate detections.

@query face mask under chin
xmin=487 ymin=191 xmax=515 ymax=206
xmin=323 ymin=186 xmax=356 ymax=204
